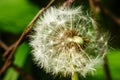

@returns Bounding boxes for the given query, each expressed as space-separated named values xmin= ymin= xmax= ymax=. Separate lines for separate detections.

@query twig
xmin=88 ymin=0 xmax=100 ymax=39
xmin=0 ymin=59 xmax=12 ymax=75
xmin=103 ymin=7 xmax=120 ymax=25
xmin=94 ymin=0 xmax=120 ymax=26
xmin=88 ymin=0 xmax=111 ymax=80
xmin=0 ymin=0 xmax=55 ymax=75
xmin=12 ymin=64 xmax=34 ymax=80
xmin=8 ymin=0 xmax=55 ymax=61
xmin=101 ymin=46 xmax=111 ymax=80
xmin=63 ymin=0 xmax=75 ymax=7
xmin=0 ymin=40 xmax=8 ymax=50
xmin=103 ymin=56 xmax=112 ymax=80
xmin=88 ymin=0 xmax=95 ymax=14
xmin=2 ymin=42 xmax=16 ymax=61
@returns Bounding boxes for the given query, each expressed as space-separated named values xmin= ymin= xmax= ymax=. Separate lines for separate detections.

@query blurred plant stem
xmin=103 ymin=56 xmax=112 ymax=80
xmin=88 ymin=0 xmax=111 ymax=80
xmin=72 ymin=72 xmax=79 ymax=80
xmin=0 ymin=39 xmax=8 ymax=50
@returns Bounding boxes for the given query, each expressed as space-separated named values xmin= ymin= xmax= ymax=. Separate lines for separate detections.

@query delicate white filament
xmin=30 ymin=6 xmax=108 ymax=77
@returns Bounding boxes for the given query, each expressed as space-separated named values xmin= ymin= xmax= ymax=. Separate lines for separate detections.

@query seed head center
xmin=58 ymin=29 xmax=90 ymax=51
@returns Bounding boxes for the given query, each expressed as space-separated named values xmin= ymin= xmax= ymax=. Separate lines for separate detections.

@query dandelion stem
xmin=71 ymin=72 xmax=79 ymax=80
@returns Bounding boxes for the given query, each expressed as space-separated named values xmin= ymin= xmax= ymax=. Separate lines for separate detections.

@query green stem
xmin=71 ymin=72 xmax=79 ymax=80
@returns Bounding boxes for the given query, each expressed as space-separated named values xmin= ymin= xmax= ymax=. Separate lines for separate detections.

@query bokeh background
xmin=0 ymin=0 xmax=120 ymax=80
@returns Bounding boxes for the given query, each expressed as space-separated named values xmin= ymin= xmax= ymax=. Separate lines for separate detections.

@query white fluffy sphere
xmin=30 ymin=7 xmax=108 ymax=77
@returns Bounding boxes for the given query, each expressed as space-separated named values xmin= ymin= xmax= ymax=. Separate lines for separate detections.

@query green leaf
xmin=3 ymin=42 xmax=30 ymax=80
xmin=86 ymin=50 xmax=120 ymax=80
xmin=107 ymin=50 xmax=120 ymax=80
xmin=0 ymin=0 xmax=39 ymax=34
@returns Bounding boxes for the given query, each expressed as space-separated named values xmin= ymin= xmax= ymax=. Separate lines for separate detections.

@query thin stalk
xmin=103 ymin=56 xmax=112 ymax=80
xmin=71 ymin=72 xmax=79 ymax=80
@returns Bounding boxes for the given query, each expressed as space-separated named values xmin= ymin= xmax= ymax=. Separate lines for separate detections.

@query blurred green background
xmin=0 ymin=0 xmax=120 ymax=80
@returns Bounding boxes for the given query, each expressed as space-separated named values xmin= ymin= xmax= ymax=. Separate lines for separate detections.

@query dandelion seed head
xmin=30 ymin=6 xmax=108 ymax=77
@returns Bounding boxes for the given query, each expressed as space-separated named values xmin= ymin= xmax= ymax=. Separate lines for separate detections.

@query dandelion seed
xmin=29 ymin=6 xmax=108 ymax=77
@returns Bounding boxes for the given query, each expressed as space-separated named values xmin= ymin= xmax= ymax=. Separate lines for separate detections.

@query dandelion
xmin=29 ymin=6 xmax=108 ymax=78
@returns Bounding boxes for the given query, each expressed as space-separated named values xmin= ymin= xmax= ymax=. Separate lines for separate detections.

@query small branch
xmin=0 ymin=0 xmax=55 ymax=75
xmin=2 ymin=42 xmax=16 ymax=61
xmin=103 ymin=56 xmax=112 ymax=80
xmin=88 ymin=0 xmax=100 ymax=39
xmin=12 ymin=64 xmax=34 ymax=80
xmin=8 ymin=0 xmax=55 ymax=62
xmin=63 ymin=0 xmax=75 ymax=7
xmin=0 ymin=42 xmax=15 ymax=75
xmin=101 ymin=47 xmax=111 ymax=80
xmin=88 ymin=0 xmax=95 ymax=14
xmin=94 ymin=0 xmax=120 ymax=26
xmin=0 ymin=59 xmax=12 ymax=75
xmin=104 ymin=9 xmax=120 ymax=25
xmin=0 ymin=40 xmax=8 ymax=50
xmin=88 ymin=0 xmax=112 ymax=80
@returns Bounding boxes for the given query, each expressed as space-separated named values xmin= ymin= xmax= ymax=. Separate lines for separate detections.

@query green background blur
xmin=0 ymin=0 xmax=120 ymax=80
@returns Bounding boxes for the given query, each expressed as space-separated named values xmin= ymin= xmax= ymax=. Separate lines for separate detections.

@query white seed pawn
xmin=30 ymin=6 xmax=108 ymax=77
